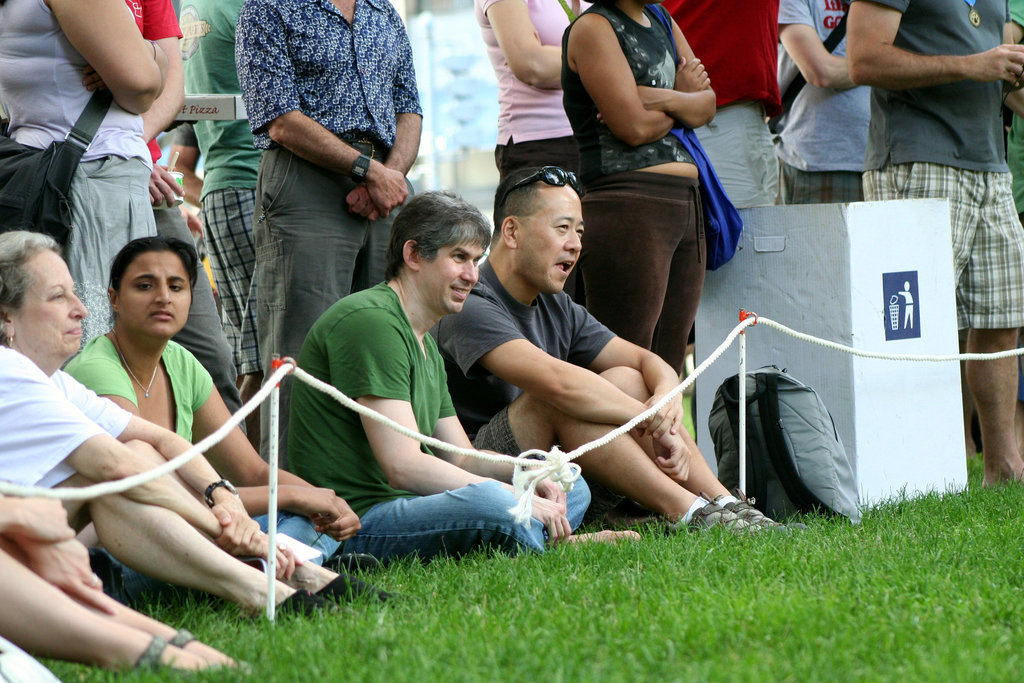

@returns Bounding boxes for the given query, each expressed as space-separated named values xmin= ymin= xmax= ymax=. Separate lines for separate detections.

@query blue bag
xmin=651 ymin=6 xmax=743 ymax=271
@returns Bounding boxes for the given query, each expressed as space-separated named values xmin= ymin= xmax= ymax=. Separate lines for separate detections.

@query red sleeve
xmin=666 ymin=0 xmax=781 ymax=116
xmin=128 ymin=0 xmax=182 ymax=162
xmin=140 ymin=0 xmax=182 ymax=40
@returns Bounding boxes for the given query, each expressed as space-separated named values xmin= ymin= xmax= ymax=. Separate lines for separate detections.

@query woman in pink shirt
xmin=477 ymin=0 xmax=586 ymax=301
xmin=476 ymin=0 xmax=585 ymax=180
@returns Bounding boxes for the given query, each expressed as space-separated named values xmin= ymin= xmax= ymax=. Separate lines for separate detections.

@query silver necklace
xmin=112 ymin=332 xmax=158 ymax=399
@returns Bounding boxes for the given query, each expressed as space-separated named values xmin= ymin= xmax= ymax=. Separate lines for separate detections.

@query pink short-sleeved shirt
xmin=475 ymin=0 xmax=583 ymax=144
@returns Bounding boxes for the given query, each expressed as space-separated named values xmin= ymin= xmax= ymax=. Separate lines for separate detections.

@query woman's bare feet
xmin=181 ymin=640 xmax=236 ymax=668
xmin=566 ymin=530 xmax=641 ymax=544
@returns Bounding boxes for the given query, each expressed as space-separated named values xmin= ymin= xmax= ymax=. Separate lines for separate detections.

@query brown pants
xmin=580 ymin=171 xmax=704 ymax=374
xmin=493 ymin=135 xmax=580 ymax=182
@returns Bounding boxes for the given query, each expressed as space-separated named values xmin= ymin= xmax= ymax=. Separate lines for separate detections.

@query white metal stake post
xmin=738 ymin=326 xmax=747 ymax=495
xmin=265 ymin=360 xmax=282 ymax=621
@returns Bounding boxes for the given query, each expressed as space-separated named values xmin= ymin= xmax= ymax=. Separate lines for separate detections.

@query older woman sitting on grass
xmin=0 ymin=231 xmax=381 ymax=615
xmin=0 ymin=495 xmax=232 ymax=671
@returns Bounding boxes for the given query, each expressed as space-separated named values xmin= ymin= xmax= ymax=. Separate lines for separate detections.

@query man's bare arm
xmin=780 ymin=22 xmax=856 ymax=90
xmin=384 ymin=113 xmax=422 ymax=176
xmin=346 ymin=112 xmax=421 ymax=220
xmin=847 ymin=1 xmax=1024 ymax=88
xmin=1003 ymin=21 xmax=1024 ymax=116
xmin=358 ymin=397 xmax=492 ymax=495
xmin=432 ymin=416 xmax=516 ymax=482
xmin=478 ymin=339 xmax=649 ymax=428
xmin=267 ymin=110 xmax=409 ymax=216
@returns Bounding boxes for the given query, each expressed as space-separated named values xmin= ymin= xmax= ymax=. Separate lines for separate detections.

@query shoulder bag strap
xmin=65 ymin=89 xmax=114 ymax=151
xmin=770 ymin=11 xmax=849 ymax=132
xmin=651 ymin=5 xmax=679 ymax=65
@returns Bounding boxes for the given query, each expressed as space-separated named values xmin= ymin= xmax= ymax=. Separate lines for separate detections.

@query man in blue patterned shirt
xmin=236 ymin=0 xmax=423 ymax=464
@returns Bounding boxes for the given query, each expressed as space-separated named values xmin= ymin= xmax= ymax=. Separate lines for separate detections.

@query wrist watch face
xmin=352 ymin=154 xmax=370 ymax=182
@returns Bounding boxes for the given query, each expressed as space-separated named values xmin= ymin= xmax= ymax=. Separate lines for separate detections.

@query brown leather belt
xmin=340 ymin=132 xmax=388 ymax=160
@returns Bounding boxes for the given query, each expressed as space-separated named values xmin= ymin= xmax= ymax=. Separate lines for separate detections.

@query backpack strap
xmin=719 ymin=374 xmax=770 ymax=507
xmin=758 ymin=372 xmax=839 ymax=517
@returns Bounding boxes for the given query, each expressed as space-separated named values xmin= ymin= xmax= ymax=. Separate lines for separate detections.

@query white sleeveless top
xmin=0 ymin=0 xmax=150 ymax=165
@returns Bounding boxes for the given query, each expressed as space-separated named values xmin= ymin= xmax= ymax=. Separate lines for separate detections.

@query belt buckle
xmin=347 ymin=137 xmax=374 ymax=160
xmin=360 ymin=139 xmax=376 ymax=160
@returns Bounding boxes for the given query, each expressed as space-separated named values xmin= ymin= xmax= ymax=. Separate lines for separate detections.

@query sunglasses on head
xmin=496 ymin=166 xmax=583 ymax=209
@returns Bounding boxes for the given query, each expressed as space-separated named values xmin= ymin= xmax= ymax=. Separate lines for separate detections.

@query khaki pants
xmin=253 ymin=146 xmax=411 ymax=466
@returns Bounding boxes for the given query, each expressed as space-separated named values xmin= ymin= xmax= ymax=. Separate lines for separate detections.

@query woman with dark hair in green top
xmin=67 ymin=235 xmax=390 ymax=601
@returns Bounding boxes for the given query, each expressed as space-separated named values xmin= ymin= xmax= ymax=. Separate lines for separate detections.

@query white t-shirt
xmin=0 ymin=347 xmax=132 ymax=487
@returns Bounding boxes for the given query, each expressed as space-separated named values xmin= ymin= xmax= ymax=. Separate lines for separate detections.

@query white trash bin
xmin=695 ymin=199 xmax=967 ymax=508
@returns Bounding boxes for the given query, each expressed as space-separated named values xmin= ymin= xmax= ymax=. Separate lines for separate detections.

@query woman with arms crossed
xmin=562 ymin=0 xmax=715 ymax=373
xmin=0 ymin=0 xmax=167 ymax=341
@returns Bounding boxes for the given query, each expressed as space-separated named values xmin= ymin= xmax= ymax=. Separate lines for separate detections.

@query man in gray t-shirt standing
xmin=432 ymin=167 xmax=786 ymax=532
xmin=776 ymin=0 xmax=870 ymax=204
xmin=848 ymin=0 xmax=1024 ymax=485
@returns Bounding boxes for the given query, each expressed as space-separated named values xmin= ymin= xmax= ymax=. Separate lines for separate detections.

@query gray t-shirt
xmin=776 ymin=0 xmax=870 ymax=172
xmin=856 ymin=0 xmax=1009 ymax=172
xmin=431 ymin=261 xmax=616 ymax=439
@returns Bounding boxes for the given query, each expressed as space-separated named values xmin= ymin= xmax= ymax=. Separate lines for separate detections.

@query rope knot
xmin=507 ymin=447 xmax=581 ymax=526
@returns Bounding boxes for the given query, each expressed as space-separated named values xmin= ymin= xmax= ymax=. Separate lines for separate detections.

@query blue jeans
xmin=340 ymin=479 xmax=591 ymax=563
xmin=255 ymin=511 xmax=339 ymax=565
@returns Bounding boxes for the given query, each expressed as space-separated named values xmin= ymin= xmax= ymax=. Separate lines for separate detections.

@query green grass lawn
xmin=46 ymin=417 xmax=1023 ymax=681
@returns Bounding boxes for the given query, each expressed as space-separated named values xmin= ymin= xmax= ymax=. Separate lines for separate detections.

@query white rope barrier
xmin=0 ymin=361 xmax=296 ymax=500
xmin=289 ymin=367 xmax=581 ymax=524
xmin=8 ymin=310 xmax=1024 ymax=531
xmin=753 ymin=315 xmax=1024 ymax=362
xmin=6 ymin=306 xmax=1017 ymax=623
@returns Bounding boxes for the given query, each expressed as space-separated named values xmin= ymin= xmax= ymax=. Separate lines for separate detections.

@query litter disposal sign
xmin=882 ymin=271 xmax=920 ymax=341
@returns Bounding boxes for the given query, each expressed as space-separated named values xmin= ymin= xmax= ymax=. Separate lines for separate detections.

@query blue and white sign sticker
xmin=882 ymin=271 xmax=920 ymax=341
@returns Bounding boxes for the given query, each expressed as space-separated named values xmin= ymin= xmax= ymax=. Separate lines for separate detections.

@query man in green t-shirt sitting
xmin=287 ymin=192 xmax=622 ymax=563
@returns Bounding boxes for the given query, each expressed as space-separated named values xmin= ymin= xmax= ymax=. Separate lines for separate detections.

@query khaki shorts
xmin=864 ymin=162 xmax=1024 ymax=330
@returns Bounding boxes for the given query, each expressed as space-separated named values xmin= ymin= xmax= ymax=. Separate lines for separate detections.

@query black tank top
xmin=562 ymin=3 xmax=695 ymax=185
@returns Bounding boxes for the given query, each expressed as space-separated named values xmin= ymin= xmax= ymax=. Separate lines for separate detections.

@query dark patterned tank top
xmin=562 ymin=3 xmax=696 ymax=185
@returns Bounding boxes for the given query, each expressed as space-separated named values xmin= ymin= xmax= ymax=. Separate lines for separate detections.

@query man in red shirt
xmin=664 ymin=0 xmax=781 ymax=207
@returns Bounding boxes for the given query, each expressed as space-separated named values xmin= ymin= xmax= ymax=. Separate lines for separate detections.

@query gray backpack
xmin=708 ymin=366 xmax=861 ymax=523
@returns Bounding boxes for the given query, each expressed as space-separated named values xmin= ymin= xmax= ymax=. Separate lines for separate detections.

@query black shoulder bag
xmin=768 ymin=12 xmax=848 ymax=135
xmin=0 ymin=89 xmax=113 ymax=247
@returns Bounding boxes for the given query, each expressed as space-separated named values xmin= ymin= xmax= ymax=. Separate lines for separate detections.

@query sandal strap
xmin=135 ymin=635 xmax=169 ymax=669
xmin=169 ymin=629 xmax=195 ymax=648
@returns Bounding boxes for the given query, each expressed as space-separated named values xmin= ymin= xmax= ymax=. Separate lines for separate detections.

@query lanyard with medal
xmin=964 ymin=0 xmax=980 ymax=27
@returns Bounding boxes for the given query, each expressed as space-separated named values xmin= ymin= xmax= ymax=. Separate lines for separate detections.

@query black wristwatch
xmin=204 ymin=479 xmax=238 ymax=507
xmin=351 ymin=154 xmax=371 ymax=183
